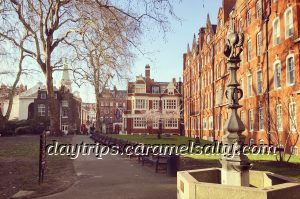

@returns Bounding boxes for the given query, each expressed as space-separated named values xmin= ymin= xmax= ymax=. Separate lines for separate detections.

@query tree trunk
xmin=95 ymin=93 xmax=101 ymax=132
xmin=0 ymin=115 xmax=7 ymax=129
xmin=46 ymin=66 xmax=60 ymax=135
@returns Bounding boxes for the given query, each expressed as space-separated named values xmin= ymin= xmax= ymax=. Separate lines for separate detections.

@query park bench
xmin=142 ymin=153 xmax=168 ymax=173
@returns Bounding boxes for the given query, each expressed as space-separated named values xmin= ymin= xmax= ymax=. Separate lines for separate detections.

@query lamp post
xmin=220 ymin=10 xmax=252 ymax=187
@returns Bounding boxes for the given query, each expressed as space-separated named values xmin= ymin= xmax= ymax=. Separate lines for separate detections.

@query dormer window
xmin=135 ymin=84 xmax=146 ymax=93
xmin=152 ymin=86 xmax=160 ymax=94
xmin=41 ymin=92 xmax=47 ymax=99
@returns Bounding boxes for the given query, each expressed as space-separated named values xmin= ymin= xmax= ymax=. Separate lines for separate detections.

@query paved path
xmin=41 ymin=135 xmax=176 ymax=199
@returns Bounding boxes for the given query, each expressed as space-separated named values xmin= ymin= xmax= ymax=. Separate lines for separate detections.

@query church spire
xmin=60 ymin=59 xmax=72 ymax=92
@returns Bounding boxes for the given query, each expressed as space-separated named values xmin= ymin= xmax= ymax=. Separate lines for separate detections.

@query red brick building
xmin=183 ymin=0 xmax=300 ymax=155
xmin=123 ymin=65 xmax=183 ymax=135
xmin=98 ymin=87 xmax=126 ymax=134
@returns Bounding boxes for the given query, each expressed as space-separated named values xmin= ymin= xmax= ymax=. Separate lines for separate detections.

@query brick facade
xmin=123 ymin=65 xmax=183 ymax=135
xmin=183 ymin=0 xmax=300 ymax=155
xmin=98 ymin=87 xmax=126 ymax=134
xmin=33 ymin=86 xmax=82 ymax=133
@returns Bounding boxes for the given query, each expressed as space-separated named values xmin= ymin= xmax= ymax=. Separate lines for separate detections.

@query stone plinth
xmin=177 ymin=168 xmax=300 ymax=199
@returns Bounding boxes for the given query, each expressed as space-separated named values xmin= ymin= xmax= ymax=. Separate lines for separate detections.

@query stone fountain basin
xmin=177 ymin=168 xmax=300 ymax=199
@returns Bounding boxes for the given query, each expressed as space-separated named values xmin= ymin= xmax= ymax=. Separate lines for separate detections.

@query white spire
xmin=60 ymin=59 xmax=72 ymax=92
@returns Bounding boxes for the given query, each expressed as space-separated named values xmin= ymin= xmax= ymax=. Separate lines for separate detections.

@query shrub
xmin=15 ymin=126 xmax=33 ymax=135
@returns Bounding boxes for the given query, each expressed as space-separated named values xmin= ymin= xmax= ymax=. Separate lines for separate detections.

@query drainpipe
xmin=264 ymin=0 xmax=272 ymax=145
xmin=264 ymin=0 xmax=271 ymax=145
xmin=211 ymin=47 xmax=215 ymax=141
xmin=199 ymin=57 xmax=203 ymax=139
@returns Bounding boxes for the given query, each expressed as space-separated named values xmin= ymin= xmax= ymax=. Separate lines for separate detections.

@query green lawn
xmin=109 ymin=134 xmax=211 ymax=145
xmin=108 ymin=134 xmax=300 ymax=180
xmin=0 ymin=135 xmax=76 ymax=198
xmin=186 ymin=154 xmax=300 ymax=163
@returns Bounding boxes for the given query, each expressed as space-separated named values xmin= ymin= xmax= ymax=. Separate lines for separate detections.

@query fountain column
xmin=220 ymin=11 xmax=252 ymax=187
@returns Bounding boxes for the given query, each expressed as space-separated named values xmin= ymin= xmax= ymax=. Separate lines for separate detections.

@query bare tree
xmin=70 ymin=7 xmax=137 ymax=131
xmin=0 ymin=33 xmax=29 ymax=128
xmin=263 ymin=95 xmax=299 ymax=162
xmin=0 ymin=0 xmax=178 ymax=134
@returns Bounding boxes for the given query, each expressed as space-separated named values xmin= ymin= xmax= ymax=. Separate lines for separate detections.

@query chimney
xmin=145 ymin=64 xmax=150 ymax=79
xmin=172 ymin=78 xmax=176 ymax=84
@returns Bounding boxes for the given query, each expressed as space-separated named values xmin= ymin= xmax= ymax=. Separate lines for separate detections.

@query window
xmin=291 ymin=146 xmax=298 ymax=155
xmin=256 ymin=32 xmax=262 ymax=56
xmin=289 ymin=102 xmax=297 ymax=131
xmin=257 ymin=70 xmax=263 ymax=95
xmin=152 ymin=86 xmax=160 ymax=94
xmin=168 ymin=89 xmax=174 ymax=95
xmin=165 ymin=118 xmax=178 ymax=128
xmin=276 ymin=104 xmax=283 ymax=131
xmin=256 ymin=0 xmax=262 ymax=18
xmin=135 ymin=99 xmax=147 ymax=110
xmin=163 ymin=99 xmax=177 ymax=109
xmin=216 ymin=64 xmax=219 ymax=79
xmin=203 ymin=118 xmax=207 ymax=130
xmin=239 ymin=19 xmax=243 ymax=33
xmin=249 ymin=109 xmax=254 ymax=131
xmin=218 ymin=62 xmax=222 ymax=78
xmin=258 ymin=107 xmax=264 ymax=130
xmin=153 ymin=118 xmax=159 ymax=129
xmin=247 ymin=10 xmax=252 ymax=26
xmin=286 ymin=54 xmax=295 ymax=85
xmin=247 ymin=74 xmax=253 ymax=97
xmin=259 ymin=139 xmax=264 ymax=145
xmin=241 ymin=111 xmax=245 ymax=124
xmin=152 ymin=100 xmax=159 ymax=110
xmin=62 ymin=109 xmax=68 ymax=118
xmin=62 ymin=100 xmax=69 ymax=107
xmin=62 ymin=125 xmax=68 ymax=132
xmin=273 ymin=17 xmax=280 ymax=45
xmin=247 ymin=40 xmax=252 ymax=61
xmin=284 ymin=7 xmax=293 ymax=38
xmin=240 ymin=78 xmax=244 ymax=99
xmin=41 ymin=92 xmax=47 ymax=99
xmin=209 ymin=116 xmax=213 ymax=130
xmin=274 ymin=61 xmax=281 ymax=89
xmin=215 ymin=115 xmax=219 ymax=130
xmin=135 ymin=84 xmax=146 ymax=93
xmin=38 ymin=104 xmax=46 ymax=116
xmin=249 ymin=138 xmax=255 ymax=146
xmin=133 ymin=118 xmax=147 ymax=128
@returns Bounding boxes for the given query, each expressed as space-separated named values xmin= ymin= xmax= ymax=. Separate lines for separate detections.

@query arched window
xmin=247 ymin=39 xmax=252 ymax=61
xmin=291 ymin=146 xmax=298 ymax=155
xmin=286 ymin=54 xmax=295 ymax=86
xmin=259 ymin=139 xmax=264 ymax=145
xmin=273 ymin=60 xmax=281 ymax=89
xmin=284 ymin=7 xmax=293 ymax=38
xmin=247 ymin=10 xmax=252 ymax=26
xmin=289 ymin=102 xmax=297 ymax=131
xmin=256 ymin=0 xmax=262 ymax=18
xmin=273 ymin=17 xmax=280 ymax=45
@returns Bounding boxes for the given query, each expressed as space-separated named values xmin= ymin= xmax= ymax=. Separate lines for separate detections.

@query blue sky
xmin=6 ymin=0 xmax=222 ymax=103
xmin=131 ymin=0 xmax=222 ymax=83
xmin=80 ymin=0 xmax=223 ymax=102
